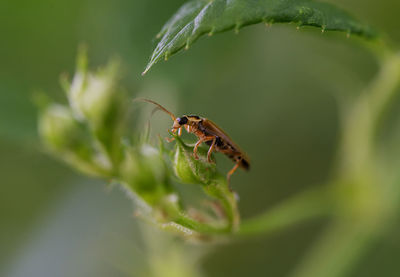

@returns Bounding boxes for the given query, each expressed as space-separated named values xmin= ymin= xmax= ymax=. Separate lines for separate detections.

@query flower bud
xmin=65 ymin=49 xmax=128 ymax=166
xmin=120 ymin=144 xmax=172 ymax=205
xmin=38 ymin=104 xmax=110 ymax=177
xmin=173 ymin=136 xmax=219 ymax=185
xmin=71 ymin=61 xmax=123 ymax=126
xmin=39 ymin=104 xmax=87 ymax=152
xmin=66 ymin=50 xmax=125 ymax=126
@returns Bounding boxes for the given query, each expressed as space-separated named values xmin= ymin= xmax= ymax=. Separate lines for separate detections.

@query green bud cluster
xmin=38 ymin=50 xmax=240 ymax=239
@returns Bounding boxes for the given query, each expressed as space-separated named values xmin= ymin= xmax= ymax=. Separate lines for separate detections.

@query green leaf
xmin=143 ymin=0 xmax=377 ymax=74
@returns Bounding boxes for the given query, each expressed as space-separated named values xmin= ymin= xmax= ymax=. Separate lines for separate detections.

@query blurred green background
xmin=1 ymin=0 xmax=400 ymax=276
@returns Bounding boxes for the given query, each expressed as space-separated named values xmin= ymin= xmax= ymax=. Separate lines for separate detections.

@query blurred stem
xmin=291 ymin=48 xmax=400 ymax=277
xmin=203 ymin=178 xmax=240 ymax=232
xmin=339 ymin=51 xmax=400 ymax=180
xmin=237 ymin=185 xmax=336 ymax=237
xmin=172 ymin=213 xmax=230 ymax=235
xmin=233 ymin=51 xmax=400 ymax=238
xmin=140 ymin=223 xmax=205 ymax=277
xmin=232 ymin=46 xmax=400 ymax=240
xmin=291 ymin=218 xmax=380 ymax=277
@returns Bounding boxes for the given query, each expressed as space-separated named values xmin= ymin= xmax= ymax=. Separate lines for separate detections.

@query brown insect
xmin=136 ymin=98 xmax=250 ymax=181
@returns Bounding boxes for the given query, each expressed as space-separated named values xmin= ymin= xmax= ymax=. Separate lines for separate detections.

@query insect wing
xmin=201 ymin=119 xmax=249 ymax=160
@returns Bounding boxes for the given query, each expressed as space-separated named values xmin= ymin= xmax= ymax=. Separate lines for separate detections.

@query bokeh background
xmin=1 ymin=0 xmax=400 ymax=276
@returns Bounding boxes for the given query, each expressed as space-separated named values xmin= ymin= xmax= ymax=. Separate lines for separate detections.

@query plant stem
xmin=237 ymin=186 xmax=336 ymax=237
xmin=291 ymin=49 xmax=400 ymax=277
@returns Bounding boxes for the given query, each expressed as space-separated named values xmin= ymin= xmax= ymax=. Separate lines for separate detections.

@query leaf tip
xmin=208 ymin=27 xmax=216 ymax=37
xmin=185 ymin=39 xmax=191 ymax=50
xmin=142 ymin=66 xmax=150 ymax=76
xmin=234 ymin=23 xmax=241 ymax=34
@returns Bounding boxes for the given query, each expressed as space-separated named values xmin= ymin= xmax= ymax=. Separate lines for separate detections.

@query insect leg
xmin=165 ymin=130 xmax=175 ymax=142
xmin=193 ymin=136 xmax=214 ymax=159
xmin=165 ymin=127 xmax=181 ymax=142
xmin=207 ymin=137 xmax=217 ymax=163
xmin=185 ymin=125 xmax=190 ymax=133
xmin=227 ymin=161 xmax=240 ymax=183
xmin=193 ymin=138 xmax=205 ymax=159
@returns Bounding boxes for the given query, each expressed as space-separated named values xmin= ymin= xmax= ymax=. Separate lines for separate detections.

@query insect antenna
xmin=133 ymin=98 xmax=176 ymax=121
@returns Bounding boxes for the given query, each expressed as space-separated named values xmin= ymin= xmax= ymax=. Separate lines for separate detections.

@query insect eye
xmin=177 ymin=116 xmax=188 ymax=125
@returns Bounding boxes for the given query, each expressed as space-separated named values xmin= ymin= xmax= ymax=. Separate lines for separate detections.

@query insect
xmin=136 ymin=98 xmax=250 ymax=182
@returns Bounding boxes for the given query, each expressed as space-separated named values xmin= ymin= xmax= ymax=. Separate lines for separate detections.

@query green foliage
xmin=143 ymin=0 xmax=377 ymax=74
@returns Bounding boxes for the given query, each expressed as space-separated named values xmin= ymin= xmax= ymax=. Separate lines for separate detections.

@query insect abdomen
xmin=229 ymin=153 xmax=250 ymax=170
xmin=206 ymin=137 xmax=250 ymax=170
xmin=238 ymin=157 xmax=250 ymax=170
